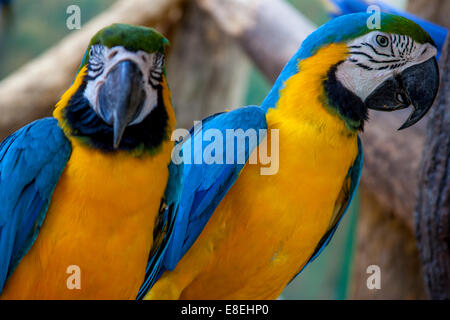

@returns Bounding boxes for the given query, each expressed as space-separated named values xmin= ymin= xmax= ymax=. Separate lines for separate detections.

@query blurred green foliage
xmin=0 ymin=0 xmax=113 ymax=80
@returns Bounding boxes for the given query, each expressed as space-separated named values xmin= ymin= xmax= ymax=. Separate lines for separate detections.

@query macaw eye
xmin=376 ymin=35 xmax=389 ymax=47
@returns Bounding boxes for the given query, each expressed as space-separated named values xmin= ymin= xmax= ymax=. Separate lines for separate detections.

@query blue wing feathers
xmin=0 ymin=118 xmax=71 ymax=292
xmin=136 ymin=159 xmax=184 ymax=299
xmin=136 ymin=106 xmax=267 ymax=299
xmin=163 ymin=106 xmax=267 ymax=272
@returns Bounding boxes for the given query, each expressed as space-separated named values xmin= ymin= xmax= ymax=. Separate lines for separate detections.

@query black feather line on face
xmin=63 ymin=76 xmax=169 ymax=153
xmin=323 ymin=62 xmax=369 ymax=132
xmin=390 ymin=40 xmax=395 ymax=57
xmin=361 ymin=42 xmax=391 ymax=57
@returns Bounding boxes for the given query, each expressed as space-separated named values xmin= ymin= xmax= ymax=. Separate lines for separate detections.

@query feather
xmin=0 ymin=118 xmax=71 ymax=292
xmin=290 ymin=136 xmax=363 ymax=280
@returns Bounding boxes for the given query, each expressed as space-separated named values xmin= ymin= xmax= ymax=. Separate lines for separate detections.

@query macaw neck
xmin=53 ymin=66 xmax=175 ymax=155
xmin=262 ymin=43 xmax=367 ymax=133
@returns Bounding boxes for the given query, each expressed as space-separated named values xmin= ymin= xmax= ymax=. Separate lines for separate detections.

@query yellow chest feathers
xmin=54 ymin=138 xmax=172 ymax=217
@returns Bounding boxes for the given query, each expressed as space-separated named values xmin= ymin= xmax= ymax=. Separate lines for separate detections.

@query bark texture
xmin=414 ymin=34 xmax=450 ymax=300
xmin=407 ymin=0 xmax=450 ymax=29
xmin=351 ymin=188 xmax=427 ymax=300
xmin=166 ymin=1 xmax=250 ymax=130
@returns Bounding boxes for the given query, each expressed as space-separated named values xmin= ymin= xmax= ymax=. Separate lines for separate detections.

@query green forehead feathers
xmin=89 ymin=23 xmax=169 ymax=53
xmin=379 ymin=14 xmax=434 ymax=45
xmin=77 ymin=23 xmax=169 ymax=72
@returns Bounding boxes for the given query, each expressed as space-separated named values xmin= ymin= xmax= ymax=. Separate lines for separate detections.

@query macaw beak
xmin=98 ymin=60 xmax=146 ymax=148
xmin=365 ymin=57 xmax=439 ymax=130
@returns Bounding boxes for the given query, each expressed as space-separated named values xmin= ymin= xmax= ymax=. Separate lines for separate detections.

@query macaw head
xmin=264 ymin=13 xmax=439 ymax=131
xmin=72 ymin=23 xmax=170 ymax=149
xmin=330 ymin=13 xmax=439 ymax=130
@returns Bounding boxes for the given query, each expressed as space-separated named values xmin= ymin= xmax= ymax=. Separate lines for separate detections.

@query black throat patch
xmin=323 ymin=62 xmax=369 ymax=131
xmin=63 ymin=77 xmax=169 ymax=153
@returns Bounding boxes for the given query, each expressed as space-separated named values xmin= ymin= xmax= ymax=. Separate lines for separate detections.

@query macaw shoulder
xmin=0 ymin=117 xmax=71 ymax=291
xmin=0 ymin=116 xmax=71 ymax=228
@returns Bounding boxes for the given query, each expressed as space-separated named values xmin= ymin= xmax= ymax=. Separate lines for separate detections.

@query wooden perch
xmin=196 ymin=0 xmax=425 ymax=231
xmin=407 ymin=0 xmax=450 ymax=29
xmin=0 ymin=0 xmax=183 ymax=139
xmin=167 ymin=0 xmax=250 ymax=130
xmin=197 ymin=0 xmax=316 ymax=82
xmin=414 ymin=34 xmax=450 ymax=300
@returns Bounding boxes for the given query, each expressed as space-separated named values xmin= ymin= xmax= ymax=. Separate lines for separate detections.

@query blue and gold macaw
xmin=0 ymin=24 xmax=181 ymax=299
xmin=144 ymin=13 xmax=440 ymax=299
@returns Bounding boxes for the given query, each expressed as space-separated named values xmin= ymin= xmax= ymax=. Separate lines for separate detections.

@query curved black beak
xmin=98 ymin=60 xmax=146 ymax=148
xmin=365 ymin=57 xmax=439 ymax=130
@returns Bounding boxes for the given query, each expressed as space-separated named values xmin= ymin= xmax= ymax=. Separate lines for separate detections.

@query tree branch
xmin=414 ymin=34 xmax=450 ymax=300
xmin=196 ymin=0 xmax=316 ymax=82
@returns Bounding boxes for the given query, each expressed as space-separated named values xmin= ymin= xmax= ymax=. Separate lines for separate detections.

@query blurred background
xmin=0 ymin=0 xmax=448 ymax=299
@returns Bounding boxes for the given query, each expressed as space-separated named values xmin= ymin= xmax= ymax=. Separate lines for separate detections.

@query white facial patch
xmin=336 ymin=31 xmax=437 ymax=101
xmin=83 ymin=44 xmax=164 ymax=125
